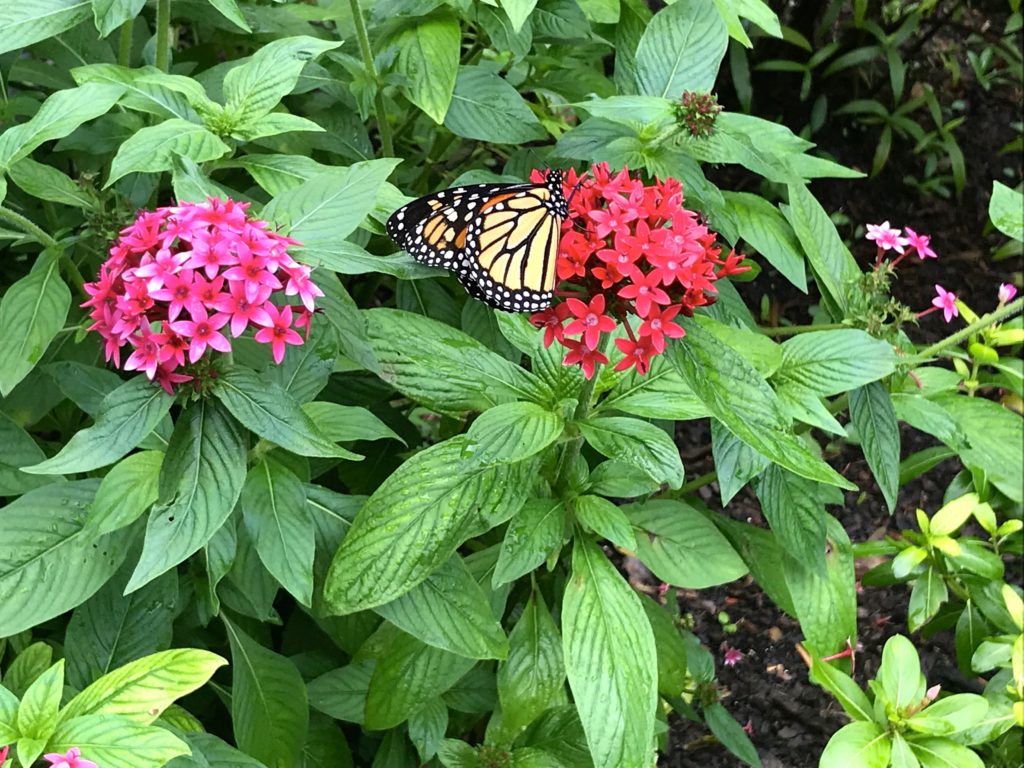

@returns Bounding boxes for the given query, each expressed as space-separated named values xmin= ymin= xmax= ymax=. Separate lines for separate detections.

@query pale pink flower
xmin=283 ymin=264 xmax=325 ymax=311
xmin=865 ymin=221 xmax=909 ymax=253
xmin=43 ymin=747 xmax=98 ymax=768
xmin=998 ymin=283 xmax=1017 ymax=304
xmin=932 ymin=285 xmax=959 ymax=323
xmin=903 ymin=227 xmax=937 ymax=259
xmin=722 ymin=645 xmax=744 ymax=667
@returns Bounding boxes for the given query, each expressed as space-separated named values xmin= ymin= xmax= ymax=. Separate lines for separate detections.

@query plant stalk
xmin=350 ymin=0 xmax=394 ymax=157
xmin=155 ymin=0 xmax=171 ymax=72
xmin=118 ymin=19 xmax=133 ymax=66
xmin=758 ymin=322 xmax=848 ymax=337
xmin=904 ymin=297 xmax=1024 ymax=366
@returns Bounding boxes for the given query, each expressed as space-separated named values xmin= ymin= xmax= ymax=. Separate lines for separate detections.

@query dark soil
xmin=658 ymin=2 xmax=1022 ymax=765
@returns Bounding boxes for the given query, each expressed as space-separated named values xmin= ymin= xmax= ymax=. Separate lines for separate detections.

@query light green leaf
xmin=91 ymin=0 xmax=144 ymax=36
xmin=466 ymin=401 xmax=564 ymax=465
xmin=85 ymin=451 xmax=163 ymax=537
xmin=0 ymin=254 xmax=71 ymax=397
xmin=72 ymin=64 xmax=212 ymax=121
xmin=773 ymin=330 xmax=895 ymax=395
xmin=573 ymin=494 xmax=636 ymax=550
xmin=375 ymin=554 xmax=508 ymax=660
xmin=577 ymin=416 xmax=684 ymax=489
xmin=365 ymin=308 xmax=547 ymax=416
xmin=48 ymin=714 xmax=190 ymax=768
xmin=820 ymin=721 xmax=891 ymax=768
xmin=225 ymin=618 xmax=308 ymax=768
xmin=241 ymin=459 xmax=314 ymax=606
xmin=907 ymin=694 xmax=988 ymax=736
xmin=8 ymin=158 xmax=94 ymax=208
xmin=392 ymin=11 xmax=460 ymax=123
xmin=301 ymin=402 xmax=401 ymax=444
xmin=364 ymin=629 xmax=475 ymax=730
xmin=60 ymin=649 xmax=226 ymax=724
xmin=444 ymin=66 xmax=546 ymax=143
xmin=907 ymin=737 xmax=984 ymax=768
xmin=810 ymin=659 xmax=873 ymax=722
xmin=106 ymin=118 xmax=230 ymax=186
xmin=24 ymin=377 xmax=174 ymax=475
xmin=908 ymin=567 xmax=947 ymax=632
xmin=499 ymin=0 xmax=537 ymax=32
xmin=877 ymin=635 xmax=926 ymax=711
xmin=408 ymin=698 xmax=447 ymax=764
xmin=223 ymin=36 xmax=340 ymax=126
xmin=214 ymin=366 xmax=359 ymax=459
xmin=0 ymin=481 xmax=131 ymax=635
xmin=626 ymin=499 xmax=747 ymax=587
xmin=308 ymin=661 xmax=373 ymax=725
xmin=127 ymin=399 xmax=247 ymax=592
xmin=262 ymin=158 xmax=401 ymax=245
xmin=17 ymin=660 xmax=63 ymax=741
xmin=989 ymin=181 xmax=1023 ymax=242
xmin=498 ymin=587 xmax=565 ymax=736
xmin=0 ymin=0 xmax=92 ymax=57
xmin=635 ymin=0 xmax=727 ymax=97
xmin=0 ymin=685 xmax=17 ymax=743
xmin=493 ymin=498 xmax=566 ymax=586
xmin=562 ymin=537 xmax=657 ymax=768
xmin=206 ymin=0 xmax=250 ymax=31
xmin=722 ymin=191 xmax=806 ymax=291
xmin=849 ymin=382 xmax=899 ymax=513
xmin=756 ymin=466 xmax=827 ymax=573
xmin=323 ymin=436 xmax=530 ymax=614
xmin=668 ymin=317 xmax=856 ymax=489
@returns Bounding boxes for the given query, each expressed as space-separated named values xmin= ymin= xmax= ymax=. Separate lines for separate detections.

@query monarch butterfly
xmin=385 ymin=170 xmax=569 ymax=312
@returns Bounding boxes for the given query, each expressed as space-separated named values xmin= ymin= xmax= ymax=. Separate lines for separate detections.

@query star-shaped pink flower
xmin=932 ymin=284 xmax=959 ymax=323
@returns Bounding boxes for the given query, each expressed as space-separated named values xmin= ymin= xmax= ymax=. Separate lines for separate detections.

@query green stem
xmin=118 ymin=18 xmax=133 ymax=66
xmin=0 ymin=206 xmax=87 ymax=296
xmin=904 ymin=297 xmax=1024 ymax=366
xmin=677 ymin=470 xmax=718 ymax=495
xmin=155 ymin=0 xmax=171 ymax=72
xmin=350 ymin=0 xmax=393 ymax=157
xmin=757 ymin=322 xmax=848 ymax=337
xmin=554 ymin=337 xmax=609 ymax=491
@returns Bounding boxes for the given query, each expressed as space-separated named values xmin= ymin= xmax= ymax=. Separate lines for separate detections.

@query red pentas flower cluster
xmin=83 ymin=198 xmax=321 ymax=393
xmin=530 ymin=163 xmax=747 ymax=378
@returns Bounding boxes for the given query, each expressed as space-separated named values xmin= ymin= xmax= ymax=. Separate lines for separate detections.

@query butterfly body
xmin=386 ymin=171 xmax=568 ymax=312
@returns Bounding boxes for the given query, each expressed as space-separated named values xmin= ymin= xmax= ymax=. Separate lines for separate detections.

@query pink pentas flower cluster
xmin=83 ymin=198 xmax=321 ymax=393
xmin=866 ymin=221 xmax=937 ymax=266
xmin=44 ymin=748 xmax=97 ymax=768
xmin=530 ymin=163 xmax=747 ymax=379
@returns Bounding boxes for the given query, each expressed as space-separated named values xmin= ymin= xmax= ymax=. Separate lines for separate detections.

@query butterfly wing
xmin=385 ymin=184 xmax=530 ymax=271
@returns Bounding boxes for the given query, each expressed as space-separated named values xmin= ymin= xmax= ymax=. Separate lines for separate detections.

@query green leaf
xmin=408 ymin=698 xmax=447 ymax=763
xmin=810 ymin=659 xmax=874 ymax=722
xmin=65 ymin=568 xmax=178 ymax=690
xmin=877 ymin=635 xmax=925 ymax=711
xmin=127 ymin=399 xmax=247 ymax=592
xmin=0 ymin=411 xmax=51 ymax=496
xmin=60 ymin=649 xmax=226 ymax=724
xmin=907 ymin=694 xmax=988 ymax=736
xmin=773 ymin=330 xmax=895 ymax=396
xmin=91 ymin=0 xmax=144 ymax=36
xmin=44 ymin=360 xmax=123 ymax=416
xmin=375 ymin=554 xmax=508 ymax=660
xmin=598 ymin=359 xmax=708 ymax=420
xmin=711 ymin=515 xmax=796 ymax=617
xmin=365 ymin=308 xmax=546 ymax=416
xmin=308 ymin=661 xmax=373 ymax=725
xmin=106 ymin=118 xmax=229 ymax=186
xmin=493 ymin=498 xmax=567 ymax=586
xmin=499 ymin=0 xmax=537 ymax=32
xmin=214 ymin=366 xmax=359 ymax=459
xmin=444 ymin=66 xmax=546 ymax=143
xmin=85 ymin=450 xmax=163 ymax=537
xmin=562 ymin=536 xmax=657 ymax=768
xmin=703 ymin=701 xmax=762 ymax=767
xmin=225 ymin=618 xmax=308 ymax=768
xmin=17 ymin=660 xmax=62 ymax=741
xmin=722 ymin=191 xmax=806 ymax=291
xmin=223 ymin=36 xmax=340 ymax=127
xmin=891 ymin=394 xmax=965 ymax=451
xmin=990 ymin=181 xmax=1024 ymax=242
xmin=711 ymin=420 xmax=769 ymax=504
xmin=466 ymin=401 xmax=564 ymax=465
xmin=849 ymin=382 xmax=900 ymax=513
xmin=363 ymin=629 xmax=475 ymax=730
xmin=0 ymin=254 xmax=71 ymax=397
xmin=907 ymin=737 xmax=984 ymax=768
xmin=625 ymin=499 xmax=747 ymax=587
xmin=206 ymin=0 xmax=250 ymax=31
xmin=262 ymin=158 xmax=401 ymax=245
xmin=668 ymin=317 xmax=855 ymax=489
xmin=8 ymin=157 xmax=94 ymax=208
xmin=47 ymin=714 xmax=190 ymax=768
xmin=819 ymin=721 xmax=891 ymax=768
xmin=908 ymin=567 xmax=947 ymax=633
xmin=755 ymin=466 xmax=827 ymax=573
xmin=323 ymin=436 xmax=530 ymax=614
xmin=392 ymin=11 xmax=460 ymax=123
xmin=573 ymin=494 xmax=636 ymax=550
xmin=783 ymin=515 xmax=856 ymax=657
xmin=241 ymin=458 xmax=314 ymax=606
xmin=0 ymin=481 xmax=130 ymax=635
xmin=635 ymin=0 xmax=727 ymax=97
xmin=498 ymin=587 xmax=566 ymax=736
xmin=24 ymin=377 xmax=174 ymax=475
xmin=954 ymin=602 xmax=987 ymax=676
xmin=301 ymin=402 xmax=399 ymax=444
xmin=0 ymin=684 xmax=17 ymax=743
xmin=639 ymin=597 xmax=688 ymax=698
xmin=0 ymin=0 xmax=92 ymax=56
xmin=577 ymin=416 xmax=684 ymax=489
xmin=782 ymin=184 xmax=861 ymax=316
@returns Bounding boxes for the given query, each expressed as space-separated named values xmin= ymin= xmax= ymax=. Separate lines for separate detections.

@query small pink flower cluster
xmin=866 ymin=221 xmax=937 ymax=261
xmin=43 ymin=748 xmax=97 ymax=768
xmin=83 ymin=198 xmax=321 ymax=393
